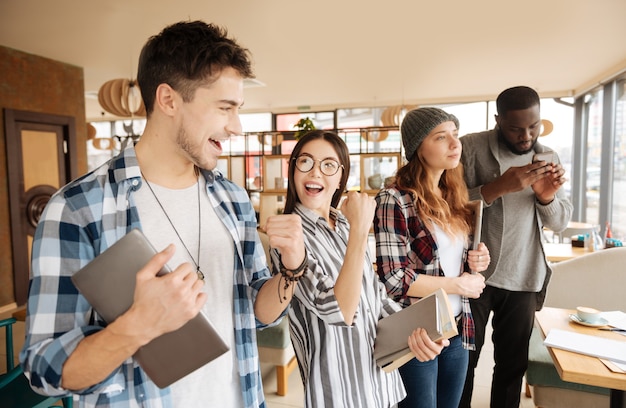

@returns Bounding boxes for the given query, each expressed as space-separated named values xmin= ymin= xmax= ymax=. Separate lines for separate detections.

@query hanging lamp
xmin=97 ymin=78 xmax=146 ymax=117
xmin=539 ymin=119 xmax=554 ymax=136
xmin=361 ymin=104 xmax=417 ymax=142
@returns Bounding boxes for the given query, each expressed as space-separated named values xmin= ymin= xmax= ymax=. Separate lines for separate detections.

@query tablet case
xmin=71 ymin=228 xmax=230 ymax=388
xmin=374 ymin=288 xmax=458 ymax=372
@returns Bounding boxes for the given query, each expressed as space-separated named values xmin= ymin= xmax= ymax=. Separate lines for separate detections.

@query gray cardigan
xmin=460 ymin=129 xmax=573 ymax=308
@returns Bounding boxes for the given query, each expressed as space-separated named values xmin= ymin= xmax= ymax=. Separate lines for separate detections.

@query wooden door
xmin=4 ymin=109 xmax=77 ymax=305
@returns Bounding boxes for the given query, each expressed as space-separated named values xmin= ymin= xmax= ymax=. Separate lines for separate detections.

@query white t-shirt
xmin=135 ymin=175 xmax=242 ymax=407
xmin=432 ymin=223 xmax=464 ymax=317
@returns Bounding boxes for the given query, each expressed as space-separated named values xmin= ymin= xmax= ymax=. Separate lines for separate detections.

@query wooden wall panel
xmin=0 ymin=46 xmax=87 ymax=307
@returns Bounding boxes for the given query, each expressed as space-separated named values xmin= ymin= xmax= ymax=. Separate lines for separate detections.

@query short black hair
xmin=137 ymin=20 xmax=254 ymax=116
xmin=496 ymin=86 xmax=540 ymax=117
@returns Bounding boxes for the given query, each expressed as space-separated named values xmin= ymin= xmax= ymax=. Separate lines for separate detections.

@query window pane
xmin=240 ymin=113 xmax=271 ymax=133
xmin=337 ymin=107 xmax=380 ymax=128
xmin=87 ymin=121 xmax=116 ymax=171
xmin=611 ymin=79 xmax=626 ymax=240
xmin=585 ymin=90 xmax=603 ymax=224
xmin=540 ymin=98 xmax=575 ymax=203
xmin=275 ymin=112 xmax=335 ymax=132
xmin=112 ymin=119 xmax=146 ymax=138
xmin=436 ymin=101 xmax=489 ymax=136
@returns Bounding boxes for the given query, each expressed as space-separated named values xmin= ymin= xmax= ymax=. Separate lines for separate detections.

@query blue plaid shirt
xmin=20 ymin=144 xmax=275 ymax=407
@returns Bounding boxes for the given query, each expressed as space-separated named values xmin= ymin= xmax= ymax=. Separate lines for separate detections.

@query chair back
xmin=545 ymin=247 xmax=626 ymax=311
xmin=1 ymin=317 xmax=16 ymax=371
xmin=0 ymin=317 xmax=74 ymax=407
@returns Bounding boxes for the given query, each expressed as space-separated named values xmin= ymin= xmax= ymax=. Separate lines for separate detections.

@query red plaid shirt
xmin=374 ymin=187 xmax=476 ymax=350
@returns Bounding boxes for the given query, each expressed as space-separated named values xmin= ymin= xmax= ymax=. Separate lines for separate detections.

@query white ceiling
xmin=1 ymin=0 xmax=626 ymax=122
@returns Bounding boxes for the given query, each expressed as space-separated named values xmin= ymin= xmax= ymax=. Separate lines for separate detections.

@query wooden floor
xmin=1 ymin=308 xmax=535 ymax=407
xmin=262 ymin=314 xmax=537 ymax=408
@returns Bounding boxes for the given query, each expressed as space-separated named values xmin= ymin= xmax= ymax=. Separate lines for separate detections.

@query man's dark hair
xmin=137 ymin=20 xmax=254 ymax=116
xmin=496 ymin=86 xmax=540 ymax=117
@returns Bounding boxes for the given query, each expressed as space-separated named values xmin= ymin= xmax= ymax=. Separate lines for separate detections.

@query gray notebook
xmin=374 ymin=288 xmax=458 ymax=372
xmin=468 ymin=200 xmax=483 ymax=251
xmin=71 ymin=228 xmax=229 ymax=388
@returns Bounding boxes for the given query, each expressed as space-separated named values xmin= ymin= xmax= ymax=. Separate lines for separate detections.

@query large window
xmin=87 ymin=93 xmax=626 ymax=241
xmin=87 ymin=119 xmax=146 ymax=171
xmin=439 ymin=101 xmax=491 ymax=136
xmin=572 ymin=76 xmax=626 ymax=240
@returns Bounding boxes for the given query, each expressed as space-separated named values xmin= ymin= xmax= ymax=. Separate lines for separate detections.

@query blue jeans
xmin=398 ymin=334 xmax=468 ymax=408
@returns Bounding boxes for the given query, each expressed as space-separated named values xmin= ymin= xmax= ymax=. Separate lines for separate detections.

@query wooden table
xmin=535 ymin=307 xmax=626 ymax=408
xmin=544 ymin=242 xmax=589 ymax=262
xmin=12 ymin=306 xmax=26 ymax=321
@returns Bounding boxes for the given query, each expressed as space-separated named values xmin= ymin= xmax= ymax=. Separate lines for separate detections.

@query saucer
xmin=569 ymin=314 xmax=608 ymax=327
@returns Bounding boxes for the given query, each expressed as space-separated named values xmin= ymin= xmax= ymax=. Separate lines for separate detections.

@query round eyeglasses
xmin=294 ymin=155 xmax=344 ymax=176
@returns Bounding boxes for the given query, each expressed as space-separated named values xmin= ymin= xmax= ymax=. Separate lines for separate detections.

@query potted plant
xmin=293 ymin=117 xmax=316 ymax=140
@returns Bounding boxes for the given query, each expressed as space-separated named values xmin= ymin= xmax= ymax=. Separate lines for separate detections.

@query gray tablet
xmin=71 ymin=228 xmax=229 ymax=388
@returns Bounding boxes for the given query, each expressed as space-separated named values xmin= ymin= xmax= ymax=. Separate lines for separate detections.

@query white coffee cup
xmin=576 ymin=306 xmax=601 ymax=323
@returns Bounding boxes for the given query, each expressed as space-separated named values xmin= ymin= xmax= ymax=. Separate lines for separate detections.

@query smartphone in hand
xmin=532 ymin=152 xmax=554 ymax=164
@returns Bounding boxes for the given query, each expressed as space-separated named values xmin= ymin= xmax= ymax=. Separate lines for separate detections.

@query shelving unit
xmin=360 ymin=153 xmax=402 ymax=194
xmin=215 ymin=157 xmax=230 ymax=179
xmin=262 ymin=155 xmax=290 ymax=193
xmin=228 ymin=155 xmax=247 ymax=188
xmin=258 ymin=192 xmax=287 ymax=226
xmin=219 ymin=126 xmax=404 ymax=223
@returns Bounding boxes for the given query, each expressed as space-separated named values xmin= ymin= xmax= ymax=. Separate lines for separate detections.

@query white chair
xmin=525 ymin=247 xmax=626 ymax=408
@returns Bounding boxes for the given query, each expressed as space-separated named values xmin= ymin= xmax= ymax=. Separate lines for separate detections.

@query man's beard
xmin=176 ymin=126 xmax=205 ymax=169
xmin=497 ymin=128 xmax=537 ymax=155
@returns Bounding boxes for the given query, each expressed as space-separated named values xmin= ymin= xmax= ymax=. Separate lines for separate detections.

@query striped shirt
xmin=20 ymin=143 xmax=276 ymax=408
xmin=280 ymin=204 xmax=406 ymax=408
xmin=374 ymin=187 xmax=476 ymax=350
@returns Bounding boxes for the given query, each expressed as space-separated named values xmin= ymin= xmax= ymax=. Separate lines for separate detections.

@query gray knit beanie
xmin=401 ymin=107 xmax=459 ymax=161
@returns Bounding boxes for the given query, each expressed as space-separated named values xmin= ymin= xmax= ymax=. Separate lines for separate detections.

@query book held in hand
xmin=374 ymin=288 xmax=458 ymax=372
xmin=468 ymin=200 xmax=483 ymax=251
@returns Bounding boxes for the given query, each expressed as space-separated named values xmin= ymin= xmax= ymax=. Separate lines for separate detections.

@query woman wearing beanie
xmin=373 ymin=107 xmax=490 ymax=408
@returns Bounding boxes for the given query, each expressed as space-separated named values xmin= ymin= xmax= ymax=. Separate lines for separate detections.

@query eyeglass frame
xmin=292 ymin=154 xmax=344 ymax=176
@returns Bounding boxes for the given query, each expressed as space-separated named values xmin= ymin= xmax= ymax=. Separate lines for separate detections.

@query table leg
xmin=610 ymin=389 xmax=625 ymax=408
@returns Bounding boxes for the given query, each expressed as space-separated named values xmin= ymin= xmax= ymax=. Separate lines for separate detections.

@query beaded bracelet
xmin=277 ymin=249 xmax=308 ymax=303
xmin=279 ymin=248 xmax=308 ymax=277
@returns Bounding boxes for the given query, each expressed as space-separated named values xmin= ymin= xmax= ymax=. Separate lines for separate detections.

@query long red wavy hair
xmin=394 ymin=152 xmax=472 ymax=238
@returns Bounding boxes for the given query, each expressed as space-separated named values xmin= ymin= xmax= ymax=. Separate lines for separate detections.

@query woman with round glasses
xmin=269 ymin=129 xmax=448 ymax=407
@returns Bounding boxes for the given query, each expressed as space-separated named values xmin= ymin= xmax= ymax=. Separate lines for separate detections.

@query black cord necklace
xmin=141 ymin=172 xmax=205 ymax=282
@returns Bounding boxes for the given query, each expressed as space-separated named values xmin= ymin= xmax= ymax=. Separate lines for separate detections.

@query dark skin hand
xmin=481 ymin=160 xmax=566 ymax=205
xmin=530 ymin=161 xmax=567 ymax=204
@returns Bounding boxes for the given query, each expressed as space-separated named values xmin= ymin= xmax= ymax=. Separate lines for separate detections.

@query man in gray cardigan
xmin=458 ymin=86 xmax=572 ymax=407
